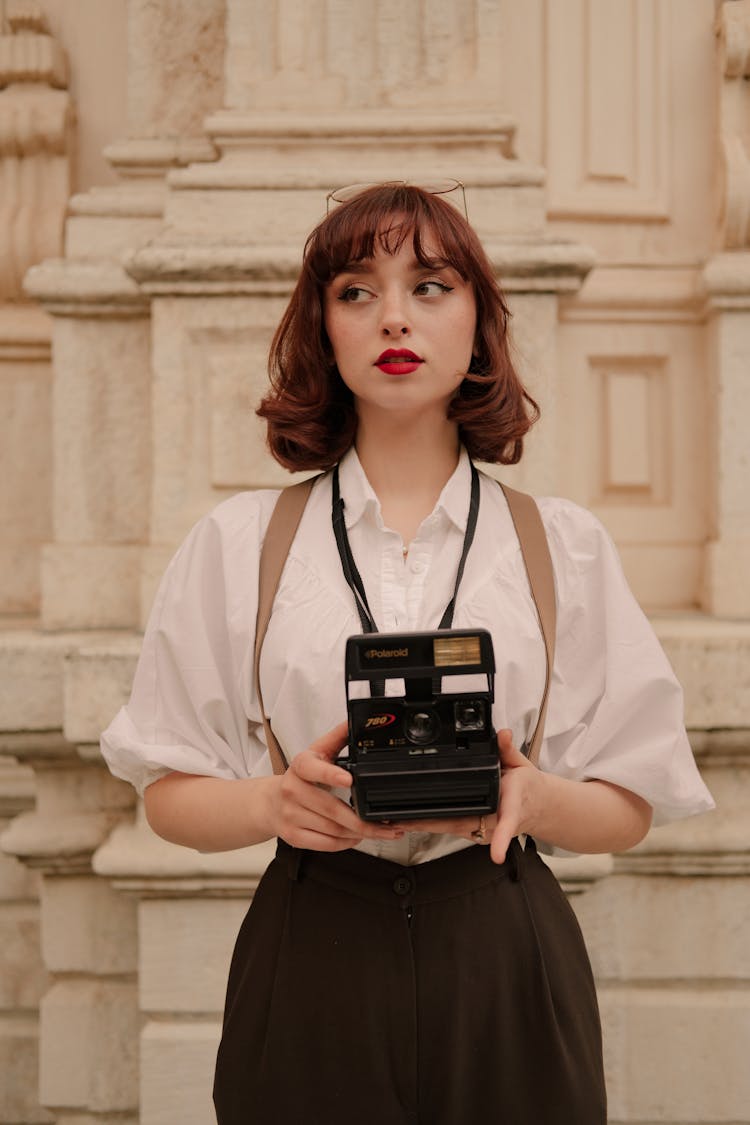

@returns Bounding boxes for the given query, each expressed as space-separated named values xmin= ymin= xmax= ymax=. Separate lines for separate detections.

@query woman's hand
xmin=397 ymin=729 xmax=538 ymax=865
xmin=268 ymin=721 xmax=405 ymax=853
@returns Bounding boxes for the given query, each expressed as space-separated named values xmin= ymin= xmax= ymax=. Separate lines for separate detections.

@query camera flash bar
xmin=433 ymin=635 xmax=481 ymax=667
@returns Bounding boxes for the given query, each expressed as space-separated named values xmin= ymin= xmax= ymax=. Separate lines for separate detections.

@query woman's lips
xmin=375 ymin=348 xmax=423 ymax=375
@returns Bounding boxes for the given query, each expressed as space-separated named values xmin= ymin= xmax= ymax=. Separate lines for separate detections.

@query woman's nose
xmin=380 ymin=292 xmax=410 ymax=336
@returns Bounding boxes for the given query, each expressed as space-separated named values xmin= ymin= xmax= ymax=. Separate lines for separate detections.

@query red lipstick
xmin=375 ymin=348 xmax=423 ymax=375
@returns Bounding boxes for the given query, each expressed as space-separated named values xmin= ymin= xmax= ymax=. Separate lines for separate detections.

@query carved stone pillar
xmin=0 ymin=2 xmax=71 ymax=618
xmin=20 ymin=0 xmax=224 ymax=632
xmin=0 ymin=2 xmax=71 ymax=300
xmin=701 ymin=0 xmax=750 ymax=617
xmin=0 ymin=735 xmax=138 ymax=1125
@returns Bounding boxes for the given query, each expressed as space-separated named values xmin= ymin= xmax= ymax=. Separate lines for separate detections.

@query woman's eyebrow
xmin=336 ymin=256 xmax=454 ymax=277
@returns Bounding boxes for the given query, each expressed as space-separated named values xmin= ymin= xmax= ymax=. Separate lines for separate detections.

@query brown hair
xmin=256 ymin=184 xmax=539 ymax=469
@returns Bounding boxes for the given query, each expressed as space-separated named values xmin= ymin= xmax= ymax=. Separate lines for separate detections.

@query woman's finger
xmin=497 ymin=728 xmax=533 ymax=770
xmin=396 ymin=814 xmax=497 ymax=840
xmin=309 ymin=720 xmax=350 ymax=760
xmin=292 ymin=751 xmax=353 ymax=790
xmin=282 ymin=768 xmax=400 ymax=841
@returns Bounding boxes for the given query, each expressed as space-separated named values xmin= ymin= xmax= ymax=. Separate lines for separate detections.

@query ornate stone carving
xmin=716 ymin=0 xmax=750 ymax=248
xmin=0 ymin=2 xmax=72 ymax=300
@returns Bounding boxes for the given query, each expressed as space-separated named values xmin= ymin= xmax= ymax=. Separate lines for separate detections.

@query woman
xmin=101 ymin=183 xmax=714 ymax=1125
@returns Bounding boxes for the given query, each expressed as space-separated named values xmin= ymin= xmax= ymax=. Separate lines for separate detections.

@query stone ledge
xmin=103 ymin=137 xmax=218 ymax=178
xmin=169 ymin=158 xmax=544 ymax=191
xmin=202 ymin=107 xmax=519 ymax=142
xmin=561 ymin=265 xmax=705 ymax=323
xmin=23 ymin=259 xmax=150 ymax=318
xmin=703 ymin=250 xmax=750 ymax=307
xmin=652 ymin=614 xmax=750 ymax=728
xmin=123 ymin=235 xmax=594 ymax=295
xmin=93 ymin=808 xmax=275 ymax=889
xmin=542 ymin=851 xmax=614 ymax=893
xmin=0 ymin=630 xmax=133 ymax=732
xmin=68 ymin=184 xmax=166 ymax=219
xmin=2 ymin=810 xmax=125 ymax=872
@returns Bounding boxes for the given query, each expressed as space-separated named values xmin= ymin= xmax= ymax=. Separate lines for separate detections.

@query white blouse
xmin=101 ymin=447 xmax=714 ymax=863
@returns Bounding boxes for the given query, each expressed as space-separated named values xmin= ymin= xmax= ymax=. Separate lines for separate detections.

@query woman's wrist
xmin=520 ymin=769 xmax=652 ymax=855
xmin=250 ymin=775 xmax=283 ymax=842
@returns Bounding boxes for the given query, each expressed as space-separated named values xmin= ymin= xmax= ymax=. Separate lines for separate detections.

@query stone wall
xmin=1 ymin=2 xmax=748 ymax=1123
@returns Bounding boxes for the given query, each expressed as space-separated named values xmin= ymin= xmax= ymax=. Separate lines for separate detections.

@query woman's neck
xmin=354 ymin=411 xmax=461 ymax=545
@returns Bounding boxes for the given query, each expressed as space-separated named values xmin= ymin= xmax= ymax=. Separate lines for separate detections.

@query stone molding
xmin=195 ymin=108 xmax=517 ymax=161
xmin=23 ymin=258 xmax=149 ymax=319
xmin=702 ymin=247 xmax=750 ymax=307
xmin=0 ymin=301 xmax=50 ymax=359
xmin=123 ymin=236 xmax=595 ymax=297
xmin=0 ymin=2 xmax=72 ymax=301
xmin=0 ymin=735 xmax=132 ymax=876
xmin=717 ymin=0 xmax=750 ymax=248
xmin=561 ymin=266 xmax=706 ymax=325
xmin=94 ymin=807 xmax=275 ymax=897
xmin=103 ymin=136 xmax=218 ymax=179
xmin=0 ymin=4 xmax=67 ymax=88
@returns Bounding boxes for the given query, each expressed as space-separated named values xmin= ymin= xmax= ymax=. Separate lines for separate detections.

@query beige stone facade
xmin=0 ymin=1 xmax=747 ymax=1122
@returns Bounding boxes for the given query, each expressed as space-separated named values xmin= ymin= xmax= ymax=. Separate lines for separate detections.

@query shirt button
xmin=392 ymin=876 xmax=412 ymax=896
xmin=410 ymin=560 xmax=425 ymax=574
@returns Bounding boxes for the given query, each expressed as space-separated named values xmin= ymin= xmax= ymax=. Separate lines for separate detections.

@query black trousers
xmin=213 ymin=838 xmax=606 ymax=1125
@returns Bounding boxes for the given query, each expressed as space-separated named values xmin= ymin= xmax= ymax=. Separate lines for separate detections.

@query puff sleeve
xmin=538 ymin=499 xmax=714 ymax=827
xmin=100 ymin=492 xmax=278 ymax=795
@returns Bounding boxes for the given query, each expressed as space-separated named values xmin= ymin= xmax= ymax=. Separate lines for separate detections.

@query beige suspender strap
xmin=253 ymin=476 xmax=319 ymax=776
xmin=253 ymin=474 xmax=557 ymax=775
xmin=499 ymin=483 xmax=557 ymax=766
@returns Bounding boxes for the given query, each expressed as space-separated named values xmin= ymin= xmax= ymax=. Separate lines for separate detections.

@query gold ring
xmin=471 ymin=815 xmax=487 ymax=843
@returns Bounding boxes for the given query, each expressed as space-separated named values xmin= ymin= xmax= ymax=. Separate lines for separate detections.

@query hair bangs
xmin=306 ymin=185 xmax=473 ymax=285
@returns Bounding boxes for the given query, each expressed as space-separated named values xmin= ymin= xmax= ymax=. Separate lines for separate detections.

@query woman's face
xmin=323 ymin=225 xmax=477 ymax=426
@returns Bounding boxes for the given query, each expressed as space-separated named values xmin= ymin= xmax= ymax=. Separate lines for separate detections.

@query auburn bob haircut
xmin=256 ymin=183 xmax=539 ymax=469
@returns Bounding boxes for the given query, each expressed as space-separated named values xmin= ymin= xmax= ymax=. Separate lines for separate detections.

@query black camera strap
xmin=255 ymin=468 xmax=556 ymax=775
xmin=331 ymin=459 xmax=481 ymax=639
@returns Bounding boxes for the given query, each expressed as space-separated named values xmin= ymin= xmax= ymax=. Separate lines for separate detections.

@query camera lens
xmin=454 ymin=700 xmax=485 ymax=732
xmin=405 ymin=708 xmax=440 ymax=745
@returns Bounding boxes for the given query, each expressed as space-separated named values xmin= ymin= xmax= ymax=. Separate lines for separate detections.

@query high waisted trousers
xmin=213 ymin=838 xmax=606 ymax=1125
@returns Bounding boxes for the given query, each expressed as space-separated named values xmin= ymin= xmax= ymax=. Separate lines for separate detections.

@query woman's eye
xmin=338 ymin=285 xmax=372 ymax=303
xmin=415 ymin=280 xmax=453 ymax=297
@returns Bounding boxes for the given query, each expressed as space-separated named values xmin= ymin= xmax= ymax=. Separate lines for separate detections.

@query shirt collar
xmin=335 ymin=445 xmax=473 ymax=533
